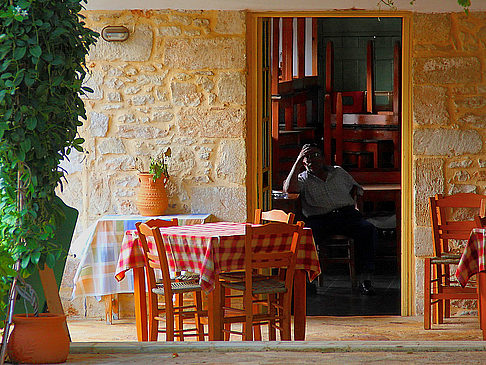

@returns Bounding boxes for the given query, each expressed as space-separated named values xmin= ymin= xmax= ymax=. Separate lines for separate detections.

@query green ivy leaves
xmin=0 ymin=0 xmax=98 ymax=324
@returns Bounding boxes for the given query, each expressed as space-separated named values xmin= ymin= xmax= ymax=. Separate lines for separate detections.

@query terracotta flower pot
xmin=7 ymin=313 xmax=70 ymax=364
xmin=136 ymin=173 xmax=168 ymax=216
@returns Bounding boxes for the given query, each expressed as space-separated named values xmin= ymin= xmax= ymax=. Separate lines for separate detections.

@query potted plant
xmin=136 ymin=147 xmax=172 ymax=216
xmin=0 ymin=0 xmax=97 ymax=363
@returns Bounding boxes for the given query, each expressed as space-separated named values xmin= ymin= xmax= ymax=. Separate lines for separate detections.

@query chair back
xmin=254 ymin=208 xmax=295 ymax=224
xmin=474 ymin=198 xmax=486 ymax=228
xmin=244 ymin=221 xmax=304 ymax=290
xmin=136 ymin=218 xmax=178 ymax=301
xmin=429 ymin=193 xmax=486 ymax=257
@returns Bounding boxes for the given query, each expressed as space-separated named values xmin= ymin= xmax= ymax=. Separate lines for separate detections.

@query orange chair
xmin=254 ymin=208 xmax=295 ymax=225
xmin=424 ymin=193 xmax=486 ymax=329
xmin=221 ymin=209 xmax=296 ymax=340
xmin=220 ymin=221 xmax=304 ymax=340
xmin=136 ymin=219 xmax=207 ymax=341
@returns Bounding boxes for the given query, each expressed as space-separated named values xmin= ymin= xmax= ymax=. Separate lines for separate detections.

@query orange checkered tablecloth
xmin=115 ymin=221 xmax=321 ymax=293
xmin=456 ymin=228 xmax=486 ymax=287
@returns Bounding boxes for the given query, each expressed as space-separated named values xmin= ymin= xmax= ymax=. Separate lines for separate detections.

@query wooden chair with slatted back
xmin=220 ymin=221 xmax=304 ymax=341
xmin=424 ymin=193 xmax=486 ymax=330
xmin=136 ymin=219 xmax=207 ymax=341
xmin=254 ymin=208 xmax=295 ymax=225
xmin=221 ymin=208 xmax=296 ymax=340
xmin=474 ymin=198 xmax=486 ymax=231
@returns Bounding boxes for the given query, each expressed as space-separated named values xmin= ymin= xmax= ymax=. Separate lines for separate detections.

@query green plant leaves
xmin=0 ymin=0 xmax=99 ymax=314
xmin=29 ymin=45 xmax=41 ymax=58
xmin=13 ymin=46 xmax=26 ymax=60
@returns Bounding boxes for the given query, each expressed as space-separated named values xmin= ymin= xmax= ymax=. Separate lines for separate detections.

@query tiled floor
xmin=307 ymin=274 xmax=401 ymax=316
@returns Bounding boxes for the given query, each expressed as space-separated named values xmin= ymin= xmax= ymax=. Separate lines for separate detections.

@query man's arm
xmin=283 ymin=145 xmax=309 ymax=193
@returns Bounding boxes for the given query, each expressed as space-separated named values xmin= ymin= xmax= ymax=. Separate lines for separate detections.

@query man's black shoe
xmin=359 ymin=280 xmax=376 ymax=296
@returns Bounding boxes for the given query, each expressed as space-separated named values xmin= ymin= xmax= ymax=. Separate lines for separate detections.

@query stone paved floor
xmin=6 ymin=315 xmax=486 ymax=364
xmin=66 ymin=350 xmax=486 ymax=365
xmin=66 ymin=315 xmax=484 ymax=342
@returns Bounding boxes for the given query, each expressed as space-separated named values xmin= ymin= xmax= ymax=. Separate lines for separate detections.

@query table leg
xmin=208 ymin=275 xmax=222 ymax=341
xmin=293 ymin=269 xmax=306 ymax=340
xmin=133 ymin=267 xmax=148 ymax=342
xmin=104 ymin=295 xmax=113 ymax=325
xmin=479 ymin=272 xmax=486 ymax=340
xmin=104 ymin=294 xmax=120 ymax=325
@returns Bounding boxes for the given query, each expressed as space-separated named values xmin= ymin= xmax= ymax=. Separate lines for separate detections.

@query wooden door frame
xmin=246 ymin=10 xmax=414 ymax=315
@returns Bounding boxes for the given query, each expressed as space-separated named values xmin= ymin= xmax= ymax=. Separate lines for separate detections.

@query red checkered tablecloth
xmin=456 ymin=228 xmax=486 ymax=287
xmin=115 ymin=221 xmax=321 ymax=292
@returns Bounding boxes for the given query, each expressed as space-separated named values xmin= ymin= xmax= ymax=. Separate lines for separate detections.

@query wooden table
xmin=70 ymin=214 xmax=214 ymax=324
xmin=456 ymin=228 xmax=486 ymax=340
xmin=115 ymin=222 xmax=320 ymax=341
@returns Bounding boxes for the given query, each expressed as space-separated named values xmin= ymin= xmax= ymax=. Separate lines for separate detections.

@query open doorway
xmin=270 ymin=16 xmax=402 ymax=316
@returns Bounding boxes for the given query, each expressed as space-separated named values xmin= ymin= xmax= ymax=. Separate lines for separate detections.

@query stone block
xmin=88 ymin=175 xmax=111 ymax=215
xmin=103 ymin=156 xmax=136 ymax=172
xmin=171 ymin=82 xmax=202 ymax=107
xmin=59 ymin=149 xmax=85 ymax=175
xmin=89 ymin=112 xmax=109 ymax=137
xmin=131 ymin=95 xmax=155 ymax=106
xmin=190 ymin=186 xmax=247 ymax=223
xmin=413 ymin=57 xmax=481 ymax=85
xmin=158 ymin=26 xmax=181 ymax=36
xmin=177 ymin=107 xmax=245 ymax=138
xmin=217 ymin=72 xmax=246 ymax=105
xmin=449 ymin=159 xmax=473 ymax=168
xmin=117 ymin=125 xmax=169 ymax=139
xmin=57 ymin=175 xmax=84 ymax=217
xmin=82 ymin=69 xmax=104 ymax=100
xmin=413 ymin=13 xmax=451 ymax=45
xmin=152 ymin=110 xmax=174 ymax=123
xmin=413 ymin=129 xmax=482 ymax=156
xmin=167 ymin=147 xmax=196 ymax=178
xmin=108 ymin=92 xmax=121 ymax=102
xmin=215 ymin=11 xmax=245 ymax=35
xmin=87 ymin=25 xmax=153 ymax=62
xmin=448 ymin=184 xmax=477 ymax=195
xmin=215 ymin=139 xmax=246 ymax=184
xmin=458 ymin=113 xmax=486 ymax=128
xmin=414 ymin=226 xmax=433 ymax=257
xmin=164 ymin=38 xmax=245 ymax=70
xmin=454 ymin=95 xmax=486 ymax=111
xmin=98 ymin=138 xmax=126 ymax=155
xmin=452 ymin=170 xmax=470 ymax=182
xmin=413 ymin=158 xmax=444 ymax=226
xmin=413 ymin=85 xmax=449 ymax=125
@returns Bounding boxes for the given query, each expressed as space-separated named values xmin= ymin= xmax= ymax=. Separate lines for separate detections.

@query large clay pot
xmin=7 ymin=313 xmax=70 ymax=364
xmin=136 ymin=173 xmax=168 ymax=216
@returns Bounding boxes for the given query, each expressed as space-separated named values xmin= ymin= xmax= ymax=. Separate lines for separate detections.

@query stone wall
xmin=59 ymin=10 xmax=486 ymax=319
xmin=58 ymin=9 xmax=247 ymax=318
xmin=412 ymin=12 xmax=486 ymax=313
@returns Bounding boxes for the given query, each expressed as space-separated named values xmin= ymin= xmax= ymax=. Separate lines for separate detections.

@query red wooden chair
xmin=136 ymin=219 xmax=207 ymax=341
xmin=221 ymin=208 xmax=296 ymax=340
xmin=424 ymin=193 xmax=486 ymax=329
xmin=220 ymin=221 xmax=304 ymax=340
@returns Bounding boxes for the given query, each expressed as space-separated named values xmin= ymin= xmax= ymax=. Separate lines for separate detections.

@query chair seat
xmin=221 ymin=277 xmax=287 ymax=295
xmin=219 ymin=270 xmax=268 ymax=282
xmin=174 ymin=272 xmax=200 ymax=281
xmin=153 ymin=280 xmax=202 ymax=295
xmin=429 ymin=257 xmax=460 ymax=265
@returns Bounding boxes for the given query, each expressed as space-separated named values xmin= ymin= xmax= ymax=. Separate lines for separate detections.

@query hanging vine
xmin=379 ymin=0 xmax=471 ymax=13
xmin=0 ymin=0 xmax=98 ymax=324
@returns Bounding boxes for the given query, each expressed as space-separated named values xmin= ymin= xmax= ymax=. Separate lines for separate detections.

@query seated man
xmin=283 ymin=143 xmax=377 ymax=295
